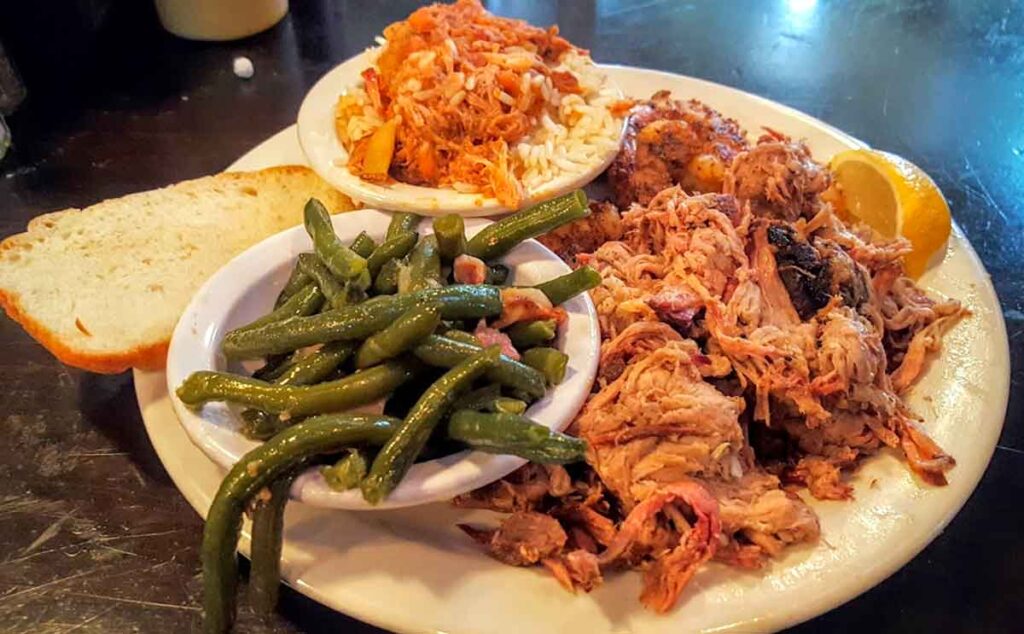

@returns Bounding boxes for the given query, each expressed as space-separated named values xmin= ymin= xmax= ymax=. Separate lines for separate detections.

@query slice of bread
xmin=0 ymin=165 xmax=355 ymax=373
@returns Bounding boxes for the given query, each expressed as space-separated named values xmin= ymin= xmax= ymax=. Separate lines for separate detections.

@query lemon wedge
xmin=829 ymin=149 xmax=951 ymax=278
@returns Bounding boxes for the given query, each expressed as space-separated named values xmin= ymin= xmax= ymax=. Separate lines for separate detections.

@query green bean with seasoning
xmin=296 ymin=253 xmax=348 ymax=309
xmin=386 ymin=212 xmax=421 ymax=240
xmin=355 ymin=302 xmax=442 ymax=368
xmin=411 ymin=335 xmax=546 ymax=400
xmin=367 ymin=231 xmax=418 ymax=278
xmin=465 ymin=190 xmax=589 ymax=260
xmin=321 ymin=448 xmax=369 ymax=491
xmin=534 ymin=266 xmax=601 ymax=306
xmin=176 ymin=360 xmax=419 ymax=416
xmin=233 ymin=284 xmax=324 ymax=334
xmin=437 ymin=328 xmax=481 ymax=348
xmin=373 ymin=258 xmax=401 ymax=295
xmin=201 ymin=414 xmax=398 ymax=633
xmin=274 ymin=264 xmax=312 ymax=309
xmin=432 ymin=214 xmax=466 ymax=261
xmin=349 ymin=231 xmax=377 ymax=258
xmin=303 ymin=199 xmax=367 ymax=280
xmin=451 ymin=384 xmax=501 ymax=411
xmin=506 ymin=319 xmax=557 ymax=349
xmin=222 ymin=286 xmax=502 ymax=359
xmin=447 ymin=410 xmax=586 ymax=464
xmin=361 ymin=346 xmax=500 ymax=504
xmin=249 ymin=465 xmax=304 ymax=619
xmin=521 ymin=347 xmax=569 ymax=386
xmin=403 ymin=235 xmax=442 ymax=293
xmin=241 ymin=341 xmax=357 ymax=440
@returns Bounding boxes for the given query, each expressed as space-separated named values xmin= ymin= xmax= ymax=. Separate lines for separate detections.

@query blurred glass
xmin=0 ymin=39 xmax=25 ymax=161
xmin=155 ymin=0 xmax=288 ymax=41
xmin=0 ymin=41 xmax=25 ymax=114
xmin=0 ymin=116 xmax=9 ymax=161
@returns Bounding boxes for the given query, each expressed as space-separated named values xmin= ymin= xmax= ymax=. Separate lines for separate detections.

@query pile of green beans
xmin=183 ymin=192 xmax=607 ymax=632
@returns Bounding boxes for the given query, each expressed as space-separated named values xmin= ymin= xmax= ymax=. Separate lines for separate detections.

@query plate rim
xmin=139 ymin=62 xmax=1011 ymax=634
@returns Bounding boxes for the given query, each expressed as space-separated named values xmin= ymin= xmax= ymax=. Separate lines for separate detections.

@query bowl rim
xmin=165 ymin=208 xmax=601 ymax=510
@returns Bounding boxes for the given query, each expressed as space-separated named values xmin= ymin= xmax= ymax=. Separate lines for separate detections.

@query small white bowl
xmin=166 ymin=209 xmax=600 ymax=510
xmin=296 ymin=50 xmax=626 ymax=217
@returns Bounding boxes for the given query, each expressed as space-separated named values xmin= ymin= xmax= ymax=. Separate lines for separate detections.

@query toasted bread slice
xmin=0 ymin=165 xmax=355 ymax=373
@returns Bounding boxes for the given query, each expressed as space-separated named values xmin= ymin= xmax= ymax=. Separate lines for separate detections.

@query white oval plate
xmin=139 ymin=64 xmax=1009 ymax=633
xmin=165 ymin=210 xmax=600 ymax=510
xmin=297 ymin=49 xmax=626 ymax=216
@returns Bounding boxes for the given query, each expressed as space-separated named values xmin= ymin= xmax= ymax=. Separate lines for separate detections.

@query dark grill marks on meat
xmin=766 ymin=224 xmax=832 ymax=320
xmin=765 ymin=223 xmax=870 ymax=321
xmin=608 ymin=91 xmax=749 ymax=208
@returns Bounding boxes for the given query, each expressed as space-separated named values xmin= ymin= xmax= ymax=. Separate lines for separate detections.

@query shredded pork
xmin=456 ymin=91 xmax=967 ymax=614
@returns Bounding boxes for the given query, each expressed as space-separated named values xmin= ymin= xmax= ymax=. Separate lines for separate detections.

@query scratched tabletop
xmin=0 ymin=1 xmax=1021 ymax=632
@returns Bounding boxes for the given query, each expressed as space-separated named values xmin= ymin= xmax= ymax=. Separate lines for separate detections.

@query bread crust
xmin=0 ymin=287 xmax=168 ymax=373
xmin=0 ymin=164 xmax=352 ymax=374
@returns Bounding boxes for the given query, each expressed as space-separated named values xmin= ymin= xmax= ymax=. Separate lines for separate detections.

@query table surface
xmin=1 ymin=1 xmax=1021 ymax=632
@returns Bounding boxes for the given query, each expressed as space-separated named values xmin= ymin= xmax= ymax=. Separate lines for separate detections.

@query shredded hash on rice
xmin=334 ymin=0 xmax=622 ymax=207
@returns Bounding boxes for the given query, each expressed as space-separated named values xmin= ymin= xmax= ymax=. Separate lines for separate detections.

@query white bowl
xmin=166 ymin=209 xmax=600 ymax=510
xmin=296 ymin=50 xmax=626 ymax=216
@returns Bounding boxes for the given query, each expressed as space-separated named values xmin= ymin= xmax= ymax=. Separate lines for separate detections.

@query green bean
xmin=506 ymin=319 xmax=557 ymax=349
xmin=451 ymin=385 xmax=526 ymax=415
xmin=176 ymin=360 xmax=419 ymax=416
xmin=355 ymin=303 xmax=441 ymax=368
xmin=493 ymin=398 xmax=527 ymax=415
xmin=349 ymin=268 xmax=372 ymax=294
xmin=522 ymin=347 xmax=569 ymax=386
xmin=403 ymin=235 xmax=442 ymax=293
xmin=202 ymin=413 xmax=398 ymax=634
xmin=321 ymin=448 xmax=369 ymax=491
xmin=367 ymin=232 xmax=418 ymax=278
xmin=297 ymin=253 xmax=348 ymax=309
xmin=373 ymin=258 xmax=400 ymax=295
xmin=520 ymin=348 xmax=569 ymax=387
xmin=446 ymin=410 xmax=586 ymax=464
xmin=349 ymin=231 xmax=377 ymax=258
xmin=386 ymin=212 xmax=421 ymax=240
xmin=276 ymin=341 xmax=355 ymax=384
xmin=222 ymin=286 xmax=502 ymax=359
xmin=274 ymin=263 xmax=312 ymax=309
xmin=412 ymin=335 xmax=546 ymax=400
xmin=432 ymin=214 xmax=466 ymax=261
xmin=249 ymin=465 xmax=302 ymax=619
xmin=451 ymin=384 xmax=502 ymax=411
xmin=303 ymin=198 xmax=367 ymax=280
xmin=233 ymin=284 xmax=324 ymax=335
xmin=241 ymin=342 xmax=357 ymax=440
xmin=361 ymin=346 xmax=500 ymax=504
xmin=487 ymin=264 xmax=511 ymax=285
xmin=438 ymin=329 xmax=481 ymax=348
xmin=535 ymin=266 xmax=601 ymax=306
xmin=465 ymin=190 xmax=589 ymax=260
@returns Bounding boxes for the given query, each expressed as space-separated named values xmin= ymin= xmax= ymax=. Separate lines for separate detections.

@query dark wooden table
xmin=1 ymin=1 xmax=1021 ymax=632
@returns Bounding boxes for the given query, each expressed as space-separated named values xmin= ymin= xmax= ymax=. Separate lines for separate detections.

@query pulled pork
xmin=456 ymin=96 xmax=967 ymax=615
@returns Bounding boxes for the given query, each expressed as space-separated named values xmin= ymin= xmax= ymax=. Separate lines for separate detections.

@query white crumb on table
xmin=233 ymin=56 xmax=255 ymax=79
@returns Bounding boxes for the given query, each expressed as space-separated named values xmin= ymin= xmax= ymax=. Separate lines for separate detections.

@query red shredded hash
xmin=341 ymin=0 xmax=584 ymax=207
